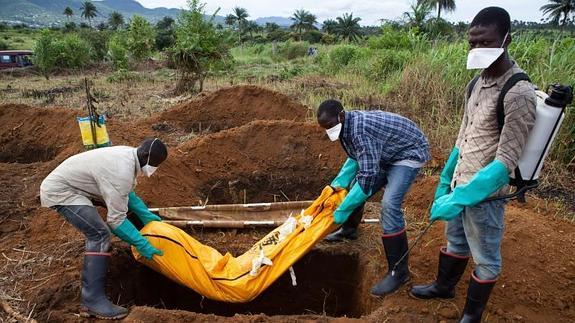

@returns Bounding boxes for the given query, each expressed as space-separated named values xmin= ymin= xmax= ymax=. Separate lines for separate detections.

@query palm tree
xmin=108 ymin=11 xmax=125 ymax=30
xmin=232 ymin=7 xmax=249 ymax=32
xmin=334 ymin=13 xmax=362 ymax=42
xmin=322 ymin=19 xmax=338 ymax=34
xmin=265 ymin=22 xmax=280 ymax=33
xmin=245 ymin=21 xmax=261 ymax=38
xmin=80 ymin=1 xmax=98 ymax=27
xmin=419 ymin=0 xmax=456 ymax=20
xmin=540 ymin=0 xmax=575 ymax=32
xmin=404 ymin=1 xmax=432 ymax=30
xmin=290 ymin=9 xmax=317 ymax=40
xmin=63 ymin=7 xmax=73 ymax=22
xmin=224 ymin=14 xmax=236 ymax=28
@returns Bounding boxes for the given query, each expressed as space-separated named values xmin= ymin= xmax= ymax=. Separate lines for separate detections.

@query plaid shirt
xmin=340 ymin=111 xmax=430 ymax=194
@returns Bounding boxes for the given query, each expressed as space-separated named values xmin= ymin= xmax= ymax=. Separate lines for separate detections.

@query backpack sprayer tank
xmin=516 ymin=84 xmax=573 ymax=184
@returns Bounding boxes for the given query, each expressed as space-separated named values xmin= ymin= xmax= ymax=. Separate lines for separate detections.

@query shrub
xmin=172 ymin=0 xmax=234 ymax=93
xmin=107 ymin=33 xmax=129 ymax=70
xmin=321 ymin=44 xmax=358 ymax=73
xmin=33 ymin=30 xmax=58 ymax=79
xmin=77 ymin=29 xmax=111 ymax=61
xmin=56 ymin=34 xmax=92 ymax=69
xmin=302 ymin=30 xmax=323 ymax=43
xmin=276 ymin=41 xmax=309 ymax=60
xmin=368 ymin=26 xmax=412 ymax=50
xmin=126 ymin=15 xmax=156 ymax=61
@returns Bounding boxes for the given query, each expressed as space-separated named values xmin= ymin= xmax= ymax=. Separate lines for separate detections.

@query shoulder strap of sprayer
xmin=467 ymin=72 xmax=535 ymax=202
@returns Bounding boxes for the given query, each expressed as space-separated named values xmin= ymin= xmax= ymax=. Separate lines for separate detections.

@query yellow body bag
xmin=132 ymin=186 xmax=345 ymax=303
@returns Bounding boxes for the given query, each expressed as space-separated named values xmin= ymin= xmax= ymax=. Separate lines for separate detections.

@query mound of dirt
xmin=149 ymin=86 xmax=310 ymax=135
xmin=136 ymin=119 xmax=346 ymax=207
xmin=0 ymin=104 xmax=82 ymax=164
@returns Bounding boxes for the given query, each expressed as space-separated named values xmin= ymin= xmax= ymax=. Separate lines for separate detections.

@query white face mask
xmin=141 ymin=139 xmax=159 ymax=177
xmin=142 ymin=165 xmax=158 ymax=177
xmin=325 ymin=114 xmax=343 ymax=141
xmin=466 ymin=32 xmax=508 ymax=70
xmin=326 ymin=123 xmax=342 ymax=141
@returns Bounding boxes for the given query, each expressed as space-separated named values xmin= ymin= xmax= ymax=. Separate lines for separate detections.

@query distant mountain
xmin=255 ymin=16 xmax=293 ymax=27
xmin=0 ymin=0 xmax=224 ymax=26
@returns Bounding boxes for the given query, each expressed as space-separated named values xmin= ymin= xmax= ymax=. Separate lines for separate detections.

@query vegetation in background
xmin=4 ymin=0 xmax=575 ymax=194
xmin=80 ymin=1 xmax=99 ymax=27
xmin=125 ymin=15 xmax=156 ymax=62
xmin=171 ymin=0 xmax=233 ymax=93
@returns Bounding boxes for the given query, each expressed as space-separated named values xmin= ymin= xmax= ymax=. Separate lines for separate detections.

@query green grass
xmin=222 ymin=32 xmax=575 ymax=198
xmin=1 ymin=29 xmax=39 ymax=50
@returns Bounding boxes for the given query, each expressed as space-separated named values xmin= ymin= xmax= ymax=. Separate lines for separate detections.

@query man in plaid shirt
xmin=317 ymin=99 xmax=430 ymax=297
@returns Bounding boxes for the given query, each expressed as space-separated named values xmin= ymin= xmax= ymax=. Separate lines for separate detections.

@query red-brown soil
xmin=0 ymin=86 xmax=573 ymax=323
xmin=148 ymin=85 xmax=311 ymax=136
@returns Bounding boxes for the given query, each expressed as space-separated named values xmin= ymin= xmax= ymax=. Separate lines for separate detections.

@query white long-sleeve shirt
xmin=40 ymin=146 xmax=141 ymax=229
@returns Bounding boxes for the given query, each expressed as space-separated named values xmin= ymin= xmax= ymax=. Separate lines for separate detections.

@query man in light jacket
xmin=40 ymin=138 xmax=167 ymax=319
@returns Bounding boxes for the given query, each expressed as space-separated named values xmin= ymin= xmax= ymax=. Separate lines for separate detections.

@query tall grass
xmin=227 ymin=30 xmax=575 ymax=174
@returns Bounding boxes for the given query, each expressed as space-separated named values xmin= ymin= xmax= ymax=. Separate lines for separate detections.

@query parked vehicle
xmin=0 ymin=50 xmax=33 ymax=69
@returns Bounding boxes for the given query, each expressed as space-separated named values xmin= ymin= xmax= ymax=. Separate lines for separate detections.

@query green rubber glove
xmin=434 ymin=147 xmax=459 ymax=201
xmin=333 ymin=182 xmax=369 ymax=224
xmin=430 ymin=159 xmax=509 ymax=222
xmin=111 ymin=218 xmax=163 ymax=260
xmin=331 ymin=158 xmax=359 ymax=189
xmin=128 ymin=191 xmax=161 ymax=225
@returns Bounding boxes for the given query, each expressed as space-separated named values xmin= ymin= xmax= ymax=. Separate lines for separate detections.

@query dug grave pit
xmin=107 ymin=243 xmax=370 ymax=318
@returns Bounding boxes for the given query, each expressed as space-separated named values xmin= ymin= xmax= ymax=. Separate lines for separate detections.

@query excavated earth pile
xmin=0 ymin=86 xmax=573 ymax=322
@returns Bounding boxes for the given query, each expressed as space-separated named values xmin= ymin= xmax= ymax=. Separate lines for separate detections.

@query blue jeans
xmin=379 ymin=165 xmax=420 ymax=234
xmin=446 ymin=199 xmax=507 ymax=280
xmin=53 ymin=205 xmax=111 ymax=253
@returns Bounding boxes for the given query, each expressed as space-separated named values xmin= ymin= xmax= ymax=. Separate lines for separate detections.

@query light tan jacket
xmin=40 ymin=146 xmax=141 ymax=229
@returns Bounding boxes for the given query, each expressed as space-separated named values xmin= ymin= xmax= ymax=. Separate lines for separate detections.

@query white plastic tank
xmin=516 ymin=86 xmax=570 ymax=181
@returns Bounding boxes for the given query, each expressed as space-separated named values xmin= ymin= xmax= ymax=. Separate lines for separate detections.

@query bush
xmin=126 ymin=15 xmax=156 ymax=61
xmin=155 ymin=16 xmax=176 ymax=51
xmin=64 ymin=22 xmax=77 ymax=32
xmin=276 ymin=41 xmax=309 ymax=60
xmin=320 ymin=33 xmax=337 ymax=45
xmin=172 ymin=0 xmax=234 ymax=93
xmin=321 ymin=44 xmax=359 ymax=73
xmin=33 ymin=30 xmax=58 ymax=79
xmin=267 ymin=30 xmax=289 ymax=42
xmin=360 ymin=49 xmax=412 ymax=82
xmin=302 ymin=30 xmax=323 ymax=44
xmin=368 ymin=26 xmax=412 ymax=50
xmin=56 ymin=34 xmax=92 ymax=69
xmin=107 ymin=33 xmax=129 ymax=70
xmin=78 ymin=29 xmax=111 ymax=61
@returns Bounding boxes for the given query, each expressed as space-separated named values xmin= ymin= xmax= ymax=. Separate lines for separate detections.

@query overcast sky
xmin=137 ymin=0 xmax=549 ymax=25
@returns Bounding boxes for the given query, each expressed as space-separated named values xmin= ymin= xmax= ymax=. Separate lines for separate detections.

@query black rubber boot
xmin=80 ymin=253 xmax=128 ymax=320
xmin=459 ymin=272 xmax=496 ymax=323
xmin=370 ymin=229 xmax=410 ymax=297
xmin=410 ymin=247 xmax=470 ymax=299
xmin=324 ymin=204 xmax=364 ymax=242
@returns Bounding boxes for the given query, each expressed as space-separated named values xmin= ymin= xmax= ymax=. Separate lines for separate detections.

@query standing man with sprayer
xmin=410 ymin=7 xmax=537 ymax=323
